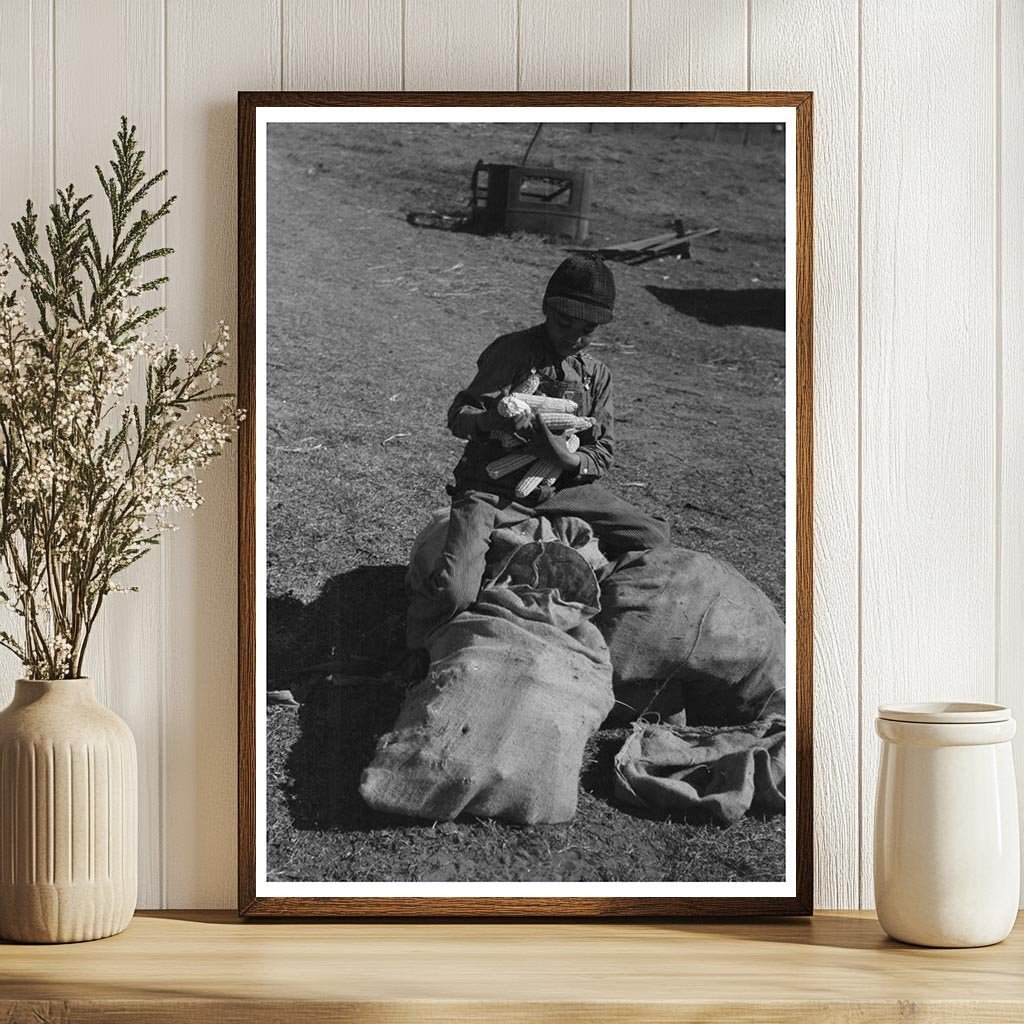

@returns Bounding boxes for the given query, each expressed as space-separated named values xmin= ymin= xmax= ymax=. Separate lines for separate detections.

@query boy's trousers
xmin=408 ymin=484 xmax=670 ymax=647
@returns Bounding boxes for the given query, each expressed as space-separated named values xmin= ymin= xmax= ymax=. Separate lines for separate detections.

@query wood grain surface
xmin=1000 ymin=0 xmax=1024 ymax=874
xmin=404 ymin=0 xmax=518 ymax=91
xmin=52 ymin=0 xmax=167 ymax=913
xmin=164 ymin=0 xmax=280 ymax=909
xmin=750 ymin=0 xmax=860 ymax=913
xmin=519 ymin=0 xmax=629 ymax=91
xmin=283 ymin=0 xmax=403 ymax=91
xmin=631 ymin=0 xmax=748 ymax=91
xmin=857 ymin=0 xmax=998 ymax=909
xmin=2 ymin=910 xmax=1023 ymax=1023
xmin=0 ymin=4 xmax=52 ymax=707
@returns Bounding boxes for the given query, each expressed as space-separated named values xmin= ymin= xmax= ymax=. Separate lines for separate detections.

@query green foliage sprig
xmin=0 ymin=117 xmax=242 ymax=679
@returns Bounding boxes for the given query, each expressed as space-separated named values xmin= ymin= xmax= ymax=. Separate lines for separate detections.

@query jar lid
xmin=877 ymin=701 xmax=1011 ymax=724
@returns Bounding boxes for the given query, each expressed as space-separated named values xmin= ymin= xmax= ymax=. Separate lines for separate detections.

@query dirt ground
xmin=265 ymin=121 xmax=787 ymax=883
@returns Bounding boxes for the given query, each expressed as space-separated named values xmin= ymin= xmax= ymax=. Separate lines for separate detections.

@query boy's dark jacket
xmin=446 ymin=323 xmax=615 ymax=497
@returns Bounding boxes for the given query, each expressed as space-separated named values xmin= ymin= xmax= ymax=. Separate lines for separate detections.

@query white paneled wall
xmin=0 ymin=0 xmax=1018 ymax=910
xmin=55 ymin=0 xmax=168 ymax=908
xmin=859 ymin=0 xmax=999 ymax=908
xmin=750 ymin=0 xmax=860 ymax=912
xmin=1005 ymin=0 xmax=1024 ymax=894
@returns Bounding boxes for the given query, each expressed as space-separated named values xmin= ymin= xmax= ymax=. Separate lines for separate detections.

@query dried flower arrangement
xmin=0 ymin=118 xmax=242 ymax=679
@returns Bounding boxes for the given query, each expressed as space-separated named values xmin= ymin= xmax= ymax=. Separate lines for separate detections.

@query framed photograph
xmin=238 ymin=91 xmax=812 ymax=916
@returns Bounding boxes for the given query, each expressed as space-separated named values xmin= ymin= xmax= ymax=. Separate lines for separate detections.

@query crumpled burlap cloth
xmin=613 ymin=716 xmax=786 ymax=825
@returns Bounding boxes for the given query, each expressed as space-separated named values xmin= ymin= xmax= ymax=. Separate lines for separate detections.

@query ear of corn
xmin=497 ymin=394 xmax=534 ymax=420
xmin=515 ymin=457 xmax=564 ymax=499
xmin=487 ymin=434 xmax=580 ymax=481
xmin=486 ymin=450 xmax=537 ymax=479
xmin=514 ymin=372 xmax=541 ymax=396
xmin=538 ymin=412 xmax=595 ymax=432
xmin=519 ymin=393 xmax=578 ymax=414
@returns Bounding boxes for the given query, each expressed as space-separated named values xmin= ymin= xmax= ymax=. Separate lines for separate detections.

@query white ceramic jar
xmin=874 ymin=702 xmax=1019 ymax=947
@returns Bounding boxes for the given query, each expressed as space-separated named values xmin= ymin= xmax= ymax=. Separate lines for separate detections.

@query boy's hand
xmin=533 ymin=418 xmax=582 ymax=472
xmin=478 ymin=403 xmax=530 ymax=435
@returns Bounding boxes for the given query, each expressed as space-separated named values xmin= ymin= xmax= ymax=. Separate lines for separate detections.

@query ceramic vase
xmin=874 ymin=701 xmax=1019 ymax=948
xmin=0 ymin=678 xmax=137 ymax=943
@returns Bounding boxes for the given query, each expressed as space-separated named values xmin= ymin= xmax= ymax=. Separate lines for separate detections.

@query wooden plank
xmin=1 ymin=910 xmax=1024 ymax=1021
xmin=52 ymin=0 xmax=165 ymax=910
xmin=1 ymin=1000 xmax=1017 ymax=1023
xmin=404 ymin=0 xmax=516 ymax=90
xmin=621 ymin=243 xmax=689 ymax=264
xmin=595 ymin=226 xmax=689 ymax=253
xmin=859 ymin=0 xmax=998 ymax=908
xmin=519 ymin=0 xmax=629 ymax=90
xmin=5 ymin=1003 xmax=1024 ymax=1024
xmin=640 ymin=226 xmax=718 ymax=251
xmin=0 ymin=0 xmax=51 ymax=232
xmin=999 ymin=0 xmax=1024 ymax=904
xmin=164 ymin=0 xmax=280 ymax=908
xmin=750 ymin=0 xmax=859 ymax=910
xmin=631 ymin=0 xmax=747 ymax=91
xmin=0 ymin=0 xmax=53 ymax=701
xmin=283 ymin=0 xmax=402 ymax=90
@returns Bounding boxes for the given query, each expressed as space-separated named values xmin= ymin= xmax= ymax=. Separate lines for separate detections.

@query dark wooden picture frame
xmin=238 ymin=91 xmax=813 ymax=917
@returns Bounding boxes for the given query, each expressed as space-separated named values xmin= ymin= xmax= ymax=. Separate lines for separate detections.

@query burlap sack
xmin=595 ymin=546 xmax=785 ymax=726
xmin=362 ymin=543 xmax=614 ymax=824
xmin=405 ymin=505 xmax=608 ymax=650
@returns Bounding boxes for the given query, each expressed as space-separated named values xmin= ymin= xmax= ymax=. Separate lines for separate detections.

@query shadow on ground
xmin=646 ymin=286 xmax=785 ymax=331
xmin=267 ymin=563 xmax=409 ymax=681
xmin=268 ymin=563 xmax=418 ymax=831
xmin=285 ymin=678 xmax=408 ymax=832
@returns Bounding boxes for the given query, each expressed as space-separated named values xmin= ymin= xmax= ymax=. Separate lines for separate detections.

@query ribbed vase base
xmin=0 ymin=678 xmax=138 ymax=945
xmin=0 ymin=880 xmax=135 ymax=943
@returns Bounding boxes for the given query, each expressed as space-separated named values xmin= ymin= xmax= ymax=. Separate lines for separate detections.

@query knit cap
xmin=543 ymin=254 xmax=615 ymax=325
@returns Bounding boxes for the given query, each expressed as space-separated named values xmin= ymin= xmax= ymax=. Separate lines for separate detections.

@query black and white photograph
xmin=245 ymin=100 xmax=808 ymax=912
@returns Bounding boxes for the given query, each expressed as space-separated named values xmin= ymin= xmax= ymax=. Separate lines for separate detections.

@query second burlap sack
xmin=596 ymin=546 xmax=786 ymax=725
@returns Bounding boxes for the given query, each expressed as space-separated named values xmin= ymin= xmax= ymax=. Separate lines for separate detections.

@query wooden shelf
xmin=2 ymin=910 xmax=1022 ymax=1022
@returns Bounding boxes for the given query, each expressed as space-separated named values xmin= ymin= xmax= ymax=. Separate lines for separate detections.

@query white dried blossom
xmin=0 ymin=243 xmax=243 ymax=679
xmin=0 ymin=120 xmax=244 ymax=678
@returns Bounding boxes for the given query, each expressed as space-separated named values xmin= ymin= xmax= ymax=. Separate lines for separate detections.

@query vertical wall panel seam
xmin=279 ymin=0 xmax=284 ymax=91
xmin=400 ymin=0 xmax=405 ymax=90
xmin=29 ymin=0 xmax=34 ymax=194
xmin=159 ymin=0 xmax=169 ymax=909
xmin=994 ymin=0 xmax=1003 ymax=707
xmin=627 ymin=0 xmax=633 ymax=91
xmin=49 ymin=0 xmax=55 ymax=197
xmin=745 ymin=0 xmax=752 ymax=90
xmin=515 ymin=0 xmax=521 ymax=91
xmin=855 ymin=0 xmax=864 ymax=910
